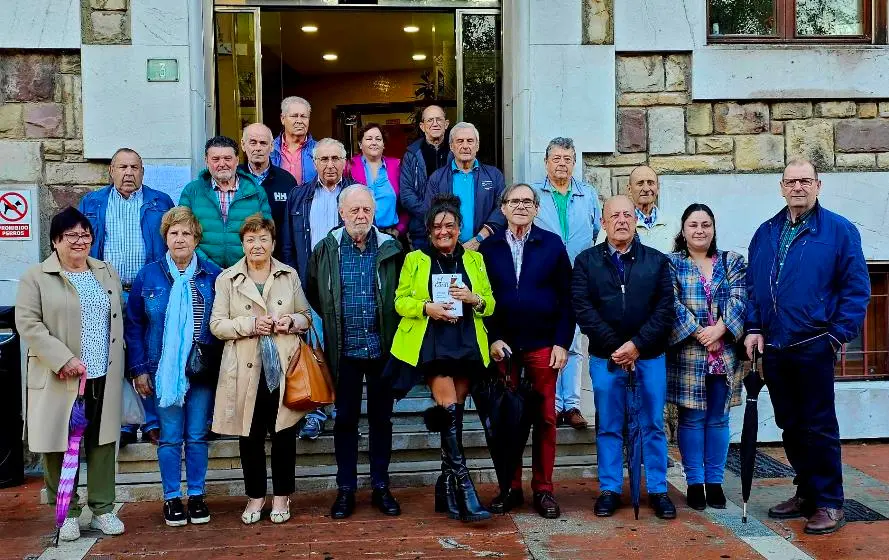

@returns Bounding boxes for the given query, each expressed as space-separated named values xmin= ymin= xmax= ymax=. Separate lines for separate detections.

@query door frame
xmin=210 ymin=5 xmax=264 ymax=139
xmin=455 ymin=8 xmax=500 ymax=123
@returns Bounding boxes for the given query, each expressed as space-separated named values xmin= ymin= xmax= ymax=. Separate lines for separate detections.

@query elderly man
xmin=306 ymin=185 xmax=404 ymax=520
xmin=573 ymin=195 xmax=675 ymax=519
xmin=271 ymin=96 xmax=317 ymax=185
xmin=400 ymin=104 xmax=451 ymax=249
xmin=79 ymin=147 xmax=174 ymax=447
xmin=745 ymin=158 xmax=869 ymax=535
xmin=239 ymin=123 xmax=297 ymax=257
xmin=424 ymin=122 xmax=506 ymax=250
xmin=596 ymin=166 xmax=674 ymax=254
xmin=533 ymin=137 xmax=601 ymax=430
xmin=479 ymin=183 xmax=574 ymax=519
xmin=179 ymin=136 xmax=272 ymax=269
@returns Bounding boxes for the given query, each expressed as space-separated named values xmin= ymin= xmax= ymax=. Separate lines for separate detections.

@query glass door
xmin=214 ymin=7 xmax=262 ymax=143
xmin=456 ymin=9 xmax=502 ymax=168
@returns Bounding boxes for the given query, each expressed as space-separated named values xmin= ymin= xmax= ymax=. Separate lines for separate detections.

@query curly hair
xmin=425 ymin=193 xmax=463 ymax=234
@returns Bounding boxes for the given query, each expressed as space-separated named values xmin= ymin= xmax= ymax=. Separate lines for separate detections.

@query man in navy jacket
xmin=480 ymin=183 xmax=574 ymax=519
xmin=745 ymin=158 xmax=870 ymax=535
xmin=423 ymin=122 xmax=505 ymax=250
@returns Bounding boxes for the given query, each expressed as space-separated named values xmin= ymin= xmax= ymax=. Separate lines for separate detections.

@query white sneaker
xmin=59 ymin=518 xmax=80 ymax=541
xmin=89 ymin=512 xmax=125 ymax=535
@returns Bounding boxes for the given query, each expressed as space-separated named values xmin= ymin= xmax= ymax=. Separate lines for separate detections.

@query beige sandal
xmin=241 ymin=498 xmax=265 ymax=525
xmin=270 ymin=497 xmax=291 ymax=524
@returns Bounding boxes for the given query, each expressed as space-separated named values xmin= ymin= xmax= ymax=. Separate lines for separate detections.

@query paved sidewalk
xmin=4 ymin=443 xmax=888 ymax=560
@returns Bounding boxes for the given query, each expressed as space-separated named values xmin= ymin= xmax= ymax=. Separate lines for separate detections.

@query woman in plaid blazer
xmin=667 ymin=203 xmax=747 ymax=512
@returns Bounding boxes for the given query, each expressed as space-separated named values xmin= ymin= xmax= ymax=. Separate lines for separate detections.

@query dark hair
xmin=673 ymin=203 xmax=718 ymax=257
xmin=204 ymin=135 xmax=238 ymax=156
xmin=357 ymin=122 xmax=387 ymax=146
xmin=50 ymin=206 xmax=93 ymax=246
xmin=425 ymin=193 xmax=463 ymax=234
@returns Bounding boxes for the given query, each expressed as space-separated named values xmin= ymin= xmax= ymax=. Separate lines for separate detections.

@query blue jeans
xmin=155 ymin=382 xmax=214 ymax=500
xmin=677 ymin=374 xmax=731 ymax=485
xmin=590 ymin=354 xmax=668 ymax=494
xmin=556 ymin=326 xmax=583 ymax=412
xmin=306 ymin=308 xmax=330 ymax=423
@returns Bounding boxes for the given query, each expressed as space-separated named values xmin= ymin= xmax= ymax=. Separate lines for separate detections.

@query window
xmin=708 ymin=0 xmax=884 ymax=43
xmin=835 ymin=264 xmax=889 ymax=380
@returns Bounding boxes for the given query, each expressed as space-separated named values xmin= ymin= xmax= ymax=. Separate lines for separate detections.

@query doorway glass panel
xmin=458 ymin=11 xmax=502 ymax=168
xmin=215 ymin=9 xmax=262 ymax=143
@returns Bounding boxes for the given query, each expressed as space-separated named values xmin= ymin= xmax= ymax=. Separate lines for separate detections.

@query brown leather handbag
xmin=283 ymin=325 xmax=335 ymax=411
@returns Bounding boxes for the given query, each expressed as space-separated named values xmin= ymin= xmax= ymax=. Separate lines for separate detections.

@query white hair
xmin=241 ymin=122 xmax=273 ymax=142
xmin=449 ymin=121 xmax=480 ymax=144
xmin=338 ymin=184 xmax=376 ymax=210
xmin=312 ymin=137 xmax=347 ymax=160
xmin=280 ymin=96 xmax=312 ymax=115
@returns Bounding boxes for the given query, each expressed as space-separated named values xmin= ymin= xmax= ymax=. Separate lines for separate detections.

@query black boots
xmin=439 ymin=403 xmax=491 ymax=523
xmin=435 ymin=404 xmax=463 ymax=519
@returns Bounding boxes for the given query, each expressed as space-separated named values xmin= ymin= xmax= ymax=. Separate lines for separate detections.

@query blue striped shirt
xmin=103 ymin=187 xmax=146 ymax=286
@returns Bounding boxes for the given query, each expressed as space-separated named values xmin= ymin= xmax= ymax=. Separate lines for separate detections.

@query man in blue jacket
xmin=78 ymin=147 xmax=175 ymax=447
xmin=270 ymin=96 xmax=318 ymax=185
xmin=480 ymin=183 xmax=574 ymax=519
xmin=423 ymin=122 xmax=506 ymax=250
xmin=745 ymin=158 xmax=870 ymax=535
xmin=399 ymin=104 xmax=451 ymax=249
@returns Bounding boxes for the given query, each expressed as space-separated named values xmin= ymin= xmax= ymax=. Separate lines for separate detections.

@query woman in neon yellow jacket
xmin=387 ymin=193 xmax=495 ymax=524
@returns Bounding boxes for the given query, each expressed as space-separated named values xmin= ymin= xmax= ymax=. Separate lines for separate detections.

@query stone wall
xmin=0 ymin=51 xmax=108 ymax=256
xmin=82 ymin=0 xmax=131 ymax=45
xmin=584 ymin=53 xmax=889 ymax=197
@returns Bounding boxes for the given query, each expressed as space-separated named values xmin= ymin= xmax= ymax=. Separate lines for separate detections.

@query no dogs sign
xmin=0 ymin=190 xmax=32 ymax=240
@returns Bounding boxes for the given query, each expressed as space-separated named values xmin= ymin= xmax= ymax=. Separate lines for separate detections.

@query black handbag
xmin=185 ymin=340 xmax=223 ymax=384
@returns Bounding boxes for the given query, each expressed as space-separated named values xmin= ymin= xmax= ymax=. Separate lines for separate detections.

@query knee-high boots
xmin=435 ymin=403 xmax=463 ymax=518
xmin=439 ymin=403 xmax=491 ymax=522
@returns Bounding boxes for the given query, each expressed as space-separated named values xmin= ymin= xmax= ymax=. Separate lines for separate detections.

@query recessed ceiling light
xmin=412 ymin=53 xmax=427 ymax=61
xmin=301 ymin=25 xmax=318 ymax=33
xmin=322 ymin=53 xmax=338 ymax=61
xmin=403 ymin=25 xmax=420 ymax=33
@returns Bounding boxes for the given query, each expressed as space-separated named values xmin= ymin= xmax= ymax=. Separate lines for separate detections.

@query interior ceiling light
xmin=322 ymin=53 xmax=338 ymax=61
xmin=403 ymin=25 xmax=420 ymax=33
xmin=412 ymin=53 xmax=427 ymax=61
xmin=301 ymin=25 xmax=318 ymax=32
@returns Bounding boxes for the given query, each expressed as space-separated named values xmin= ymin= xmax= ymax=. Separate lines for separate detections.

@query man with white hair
xmin=271 ymin=96 xmax=317 ymax=185
xmin=423 ymin=122 xmax=506 ymax=250
xmin=306 ymin=185 xmax=404 ymax=520
xmin=239 ymin=123 xmax=297 ymax=259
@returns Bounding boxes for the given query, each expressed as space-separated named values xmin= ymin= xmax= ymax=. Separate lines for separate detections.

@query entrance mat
xmin=725 ymin=445 xmax=796 ymax=479
xmin=844 ymin=499 xmax=888 ymax=523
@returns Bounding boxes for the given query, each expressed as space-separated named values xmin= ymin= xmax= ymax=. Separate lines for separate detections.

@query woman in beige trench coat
xmin=15 ymin=207 xmax=126 ymax=542
xmin=209 ymin=213 xmax=311 ymax=526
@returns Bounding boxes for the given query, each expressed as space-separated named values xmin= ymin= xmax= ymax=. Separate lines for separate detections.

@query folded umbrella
xmin=55 ymin=373 xmax=89 ymax=546
xmin=624 ymin=364 xmax=643 ymax=520
xmin=740 ymin=349 xmax=765 ymax=523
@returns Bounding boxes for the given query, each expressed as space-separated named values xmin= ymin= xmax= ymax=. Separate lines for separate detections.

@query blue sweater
xmin=479 ymin=224 xmax=575 ymax=352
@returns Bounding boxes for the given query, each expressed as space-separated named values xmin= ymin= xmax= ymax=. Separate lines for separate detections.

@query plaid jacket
xmin=666 ymin=250 xmax=747 ymax=411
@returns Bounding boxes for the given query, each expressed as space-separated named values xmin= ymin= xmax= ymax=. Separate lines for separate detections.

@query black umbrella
xmin=740 ymin=349 xmax=765 ymax=523
xmin=472 ymin=350 xmax=541 ymax=494
xmin=624 ymin=362 xmax=643 ymax=520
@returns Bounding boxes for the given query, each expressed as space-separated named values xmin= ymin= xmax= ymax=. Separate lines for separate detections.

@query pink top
xmin=347 ymin=154 xmax=409 ymax=235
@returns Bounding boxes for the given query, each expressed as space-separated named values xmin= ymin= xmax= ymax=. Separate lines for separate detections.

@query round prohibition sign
xmin=0 ymin=192 xmax=28 ymax=222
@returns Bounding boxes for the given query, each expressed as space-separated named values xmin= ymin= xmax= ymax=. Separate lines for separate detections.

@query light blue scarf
xmin=155 ymin=252 xmax=197 ymax=408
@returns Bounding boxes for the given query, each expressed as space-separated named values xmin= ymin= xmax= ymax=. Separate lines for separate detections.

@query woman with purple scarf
xmin=667 ymin=203 xmax=747 ymax=511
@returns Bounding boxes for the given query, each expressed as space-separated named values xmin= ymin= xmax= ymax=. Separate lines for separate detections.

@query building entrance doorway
xmin=213 ymin=4 xmax=502 ymax=167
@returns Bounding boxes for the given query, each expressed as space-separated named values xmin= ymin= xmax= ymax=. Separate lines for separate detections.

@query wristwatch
xmin=475 ymin=233 xmax=485 ymax=243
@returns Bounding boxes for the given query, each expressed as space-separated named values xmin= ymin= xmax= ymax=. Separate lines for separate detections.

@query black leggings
xmin=238 ymin=381 xmax=298 ymax=498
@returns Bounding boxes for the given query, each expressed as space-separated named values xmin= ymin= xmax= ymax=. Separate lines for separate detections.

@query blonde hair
xmin=160 ymin=206 xmax=202 ymax=244
xmin=239 ymin=212 xmax=276 ymax=241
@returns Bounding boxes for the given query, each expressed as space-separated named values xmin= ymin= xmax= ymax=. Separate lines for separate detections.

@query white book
xmin=431 ymin=273 xmax=464 ymax=318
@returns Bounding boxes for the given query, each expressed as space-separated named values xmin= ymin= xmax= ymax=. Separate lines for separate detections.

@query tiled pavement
xmin=3 ymin=443 xmax=888 ymax=560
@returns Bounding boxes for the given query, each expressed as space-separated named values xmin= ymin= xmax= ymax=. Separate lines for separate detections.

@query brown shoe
xmin=533 ymin=491 xmax=560 ymax=519
xmin=804 ymin=507 xmax=846 ymax=535
xmin=768 ymin=494 xmax=811 ymax=519
xmin=143 ymin=428 xmax=160 ymax=446
xmin=562 ymin=408 xmax=589 ymax=430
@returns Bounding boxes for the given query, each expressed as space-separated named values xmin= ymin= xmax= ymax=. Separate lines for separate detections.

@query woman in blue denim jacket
xmin=124 ymin=207 xmax=222 ymax=527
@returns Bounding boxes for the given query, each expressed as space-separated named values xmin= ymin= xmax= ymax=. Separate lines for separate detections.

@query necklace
xmin=435 ymin=253 xmax=459 ymax=275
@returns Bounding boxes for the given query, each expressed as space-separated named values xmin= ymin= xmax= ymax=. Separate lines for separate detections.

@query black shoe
xmin=371 ymin=487 xmax=401 ymax=516
xmin=594 ymin=490 xmax=620 ymax=517
xmin=686 ymin=483 xmax=706 ymax=511
xmin=705 ymin=483 xmax=726 ymax=509
xmin=163 ymin=498 xmax=187 ymax=527
xmin=187 ymin=495 xmax=211 ymax=524
xmin=434 ymin=404 xmax=463 ymax=518
xmin=533 ymin=491 xmax=561 ymax=519
xmin=330 ymin=489 xmax=355 ymax=519
xmin=441 ymin=404 xmax=491 ymax=523
xmin=649 ymin=493 xmax=677 ymax=519
xmin=119 ymin=430 xmax=137 ymax=448
xmin=489 ymin=488 xmax=524 ymax=514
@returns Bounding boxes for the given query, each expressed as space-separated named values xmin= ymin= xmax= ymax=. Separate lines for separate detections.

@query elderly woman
xmin=124 ymin=207 xmax=222 ymax=527
xmin=210 ymin=213 xmax=311 ymax=525
xmin=388 ymin=194 xmax=495 ymax=523
xmin=667 ymin=203 xmax=747 ymax=511
xmin=15 ymin=207 xmax=125 ymax=541
xmin=347 ymin=122 xmax=408 ymax=238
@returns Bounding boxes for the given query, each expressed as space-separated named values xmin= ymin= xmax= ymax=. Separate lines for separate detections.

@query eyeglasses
xmin=424 ymin=117 xmax=446 ymax=125
xmin=62 ymin=232 xmax=92 ymax=243
xmin=505 ymin=198 xmax=535 ymax=209
xmin=782 ymin=178 xmax=817 ymax=188
xmin=315 ymin=156 xmax=344 ymax=164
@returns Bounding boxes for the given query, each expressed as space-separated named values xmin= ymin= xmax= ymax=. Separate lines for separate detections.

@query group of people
xmin=16 ymin=95 xmax=869 ymax=541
